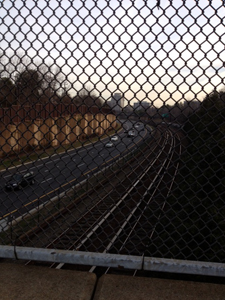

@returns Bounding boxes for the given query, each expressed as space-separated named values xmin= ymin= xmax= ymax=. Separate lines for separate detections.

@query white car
xmin=105 ymin=141 xmax=114 ymax=148
xmin=127 ymin=130 xmax=135 ymax=137
xmin=111 ymin=136 xmax=118 ymax=141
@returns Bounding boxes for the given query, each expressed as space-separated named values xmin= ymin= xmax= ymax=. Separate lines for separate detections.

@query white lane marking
xmin=78 ymin=163 xmax=85 ymax=167
xmin=45 ymin=159 xmax=60 ymax=165
xmin=3 ymin=174 xmax=12 ymax=179
xmin=21 ymin=157 xmax=61 ymax=170
xmin=3 ymin=170 xmax=27 ymax=179
xmin=41 ymin=177 xmax=52 ymax=183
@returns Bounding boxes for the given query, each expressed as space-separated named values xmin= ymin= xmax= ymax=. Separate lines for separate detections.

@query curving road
xmin=0 ymin=121 xmax=150 ymax=220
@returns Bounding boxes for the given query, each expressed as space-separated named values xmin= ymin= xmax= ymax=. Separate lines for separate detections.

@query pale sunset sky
xmin=1 ymin=0 xmax=225 ymax=106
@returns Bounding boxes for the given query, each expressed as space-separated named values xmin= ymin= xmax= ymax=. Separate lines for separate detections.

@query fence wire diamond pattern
xmin=0 ymin=0 xmax=225 ymax=271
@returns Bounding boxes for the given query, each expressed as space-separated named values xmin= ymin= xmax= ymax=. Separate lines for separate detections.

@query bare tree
xmin=38 ymin=64 xmax=69 ymax=102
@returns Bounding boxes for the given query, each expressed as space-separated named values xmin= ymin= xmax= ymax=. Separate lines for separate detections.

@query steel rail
xmin=24 ymin=127 xmax=167 ymax=270
xmin=50 ymin=131 xmax=167 ymax=269
xmin=48 ymin=138 xmax=161 ymax=249
xmin=90 ymin=129 xmax=181 ymax=274
xmin=22 ymin=129 xmax=161 ymax=267
xmin=22 ymin=132 xmax=156 ymax=264
xmin=116 ymin=129 xmax=181 ymax=252
xmin=61 ymin=134 xmax=167 ymax=249
xmin=19 ymin=133 xmax=155 ymax=247
xmin=52 ymin=131 xmax=170 ymax=270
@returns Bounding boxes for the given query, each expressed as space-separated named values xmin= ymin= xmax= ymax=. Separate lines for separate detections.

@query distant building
xmin=109 ymin=93 xmax=124 ymax=112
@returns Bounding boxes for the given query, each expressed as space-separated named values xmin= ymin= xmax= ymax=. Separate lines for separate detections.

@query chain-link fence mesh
xmin=1 ymin=0 xmax=225 ymax=269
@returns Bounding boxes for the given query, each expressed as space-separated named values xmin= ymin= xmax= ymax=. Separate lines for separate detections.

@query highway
xmin=0 ymin=121 xmax=150 ymax=220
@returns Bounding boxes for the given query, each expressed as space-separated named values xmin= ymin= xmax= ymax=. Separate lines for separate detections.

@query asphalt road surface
xmin=0 ymin=122 xmax=150 ymax=219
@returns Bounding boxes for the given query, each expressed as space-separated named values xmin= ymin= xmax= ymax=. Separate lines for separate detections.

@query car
xmin=111 ymin=136 xmax=118 ymax=141
xmin=127 ymin=130 xmax=135 ymax=137
xmin=5 ymin=171 xmax=35 ymax=190
xmin=105 ymin=141 xmax=114 ymax=148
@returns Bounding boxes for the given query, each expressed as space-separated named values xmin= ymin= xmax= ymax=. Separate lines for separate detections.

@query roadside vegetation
xmin=147 ymin=89 xmax=225 ymax=263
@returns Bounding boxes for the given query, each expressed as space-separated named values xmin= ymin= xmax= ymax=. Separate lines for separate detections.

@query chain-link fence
xmin=1 ymin=0 xmax=225 ymax=275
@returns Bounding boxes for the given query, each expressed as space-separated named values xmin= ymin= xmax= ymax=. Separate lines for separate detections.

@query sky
xmin=1 ymin=0 xmax=225 ymax=106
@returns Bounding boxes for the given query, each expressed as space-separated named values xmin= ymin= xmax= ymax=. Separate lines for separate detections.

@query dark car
xmin=5 ymin=171 xmax=35 ymax=190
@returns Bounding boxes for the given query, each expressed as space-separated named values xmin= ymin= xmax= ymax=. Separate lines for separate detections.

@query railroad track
xmin=17 ymin=131 xmax=158 ymax=247
xmin=89 ymin=129 xmax=183 ymax=276
xmin=21 ymin=127 xmax=183 ymax=274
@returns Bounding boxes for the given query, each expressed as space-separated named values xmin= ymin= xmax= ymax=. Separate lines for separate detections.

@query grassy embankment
xmin=146 ymin=91 xmax=225 ymax=263
xmin=0 ymin=124 xmax=121 ymax=171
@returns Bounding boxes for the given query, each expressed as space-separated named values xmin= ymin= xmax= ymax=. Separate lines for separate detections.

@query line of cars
xmin=105 ymin=135 xmax=118 ymax=148
xmin=105 ymin=126 xmax=138 ymax=148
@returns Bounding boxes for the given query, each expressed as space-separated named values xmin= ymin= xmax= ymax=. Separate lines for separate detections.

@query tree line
xmin=0 ymin=51 xmax=104 ymax=108
xmin=133 ymin=99 xmax=201 ymax=123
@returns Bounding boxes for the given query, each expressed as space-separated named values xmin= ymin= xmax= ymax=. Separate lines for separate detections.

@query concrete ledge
xmin=0 ymin=263 xmax=96 ymax=300
xmin=94 ymin=274 xmax=225 ymax=300
xmin=2 ymin=262 xmax=225 ymax=300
